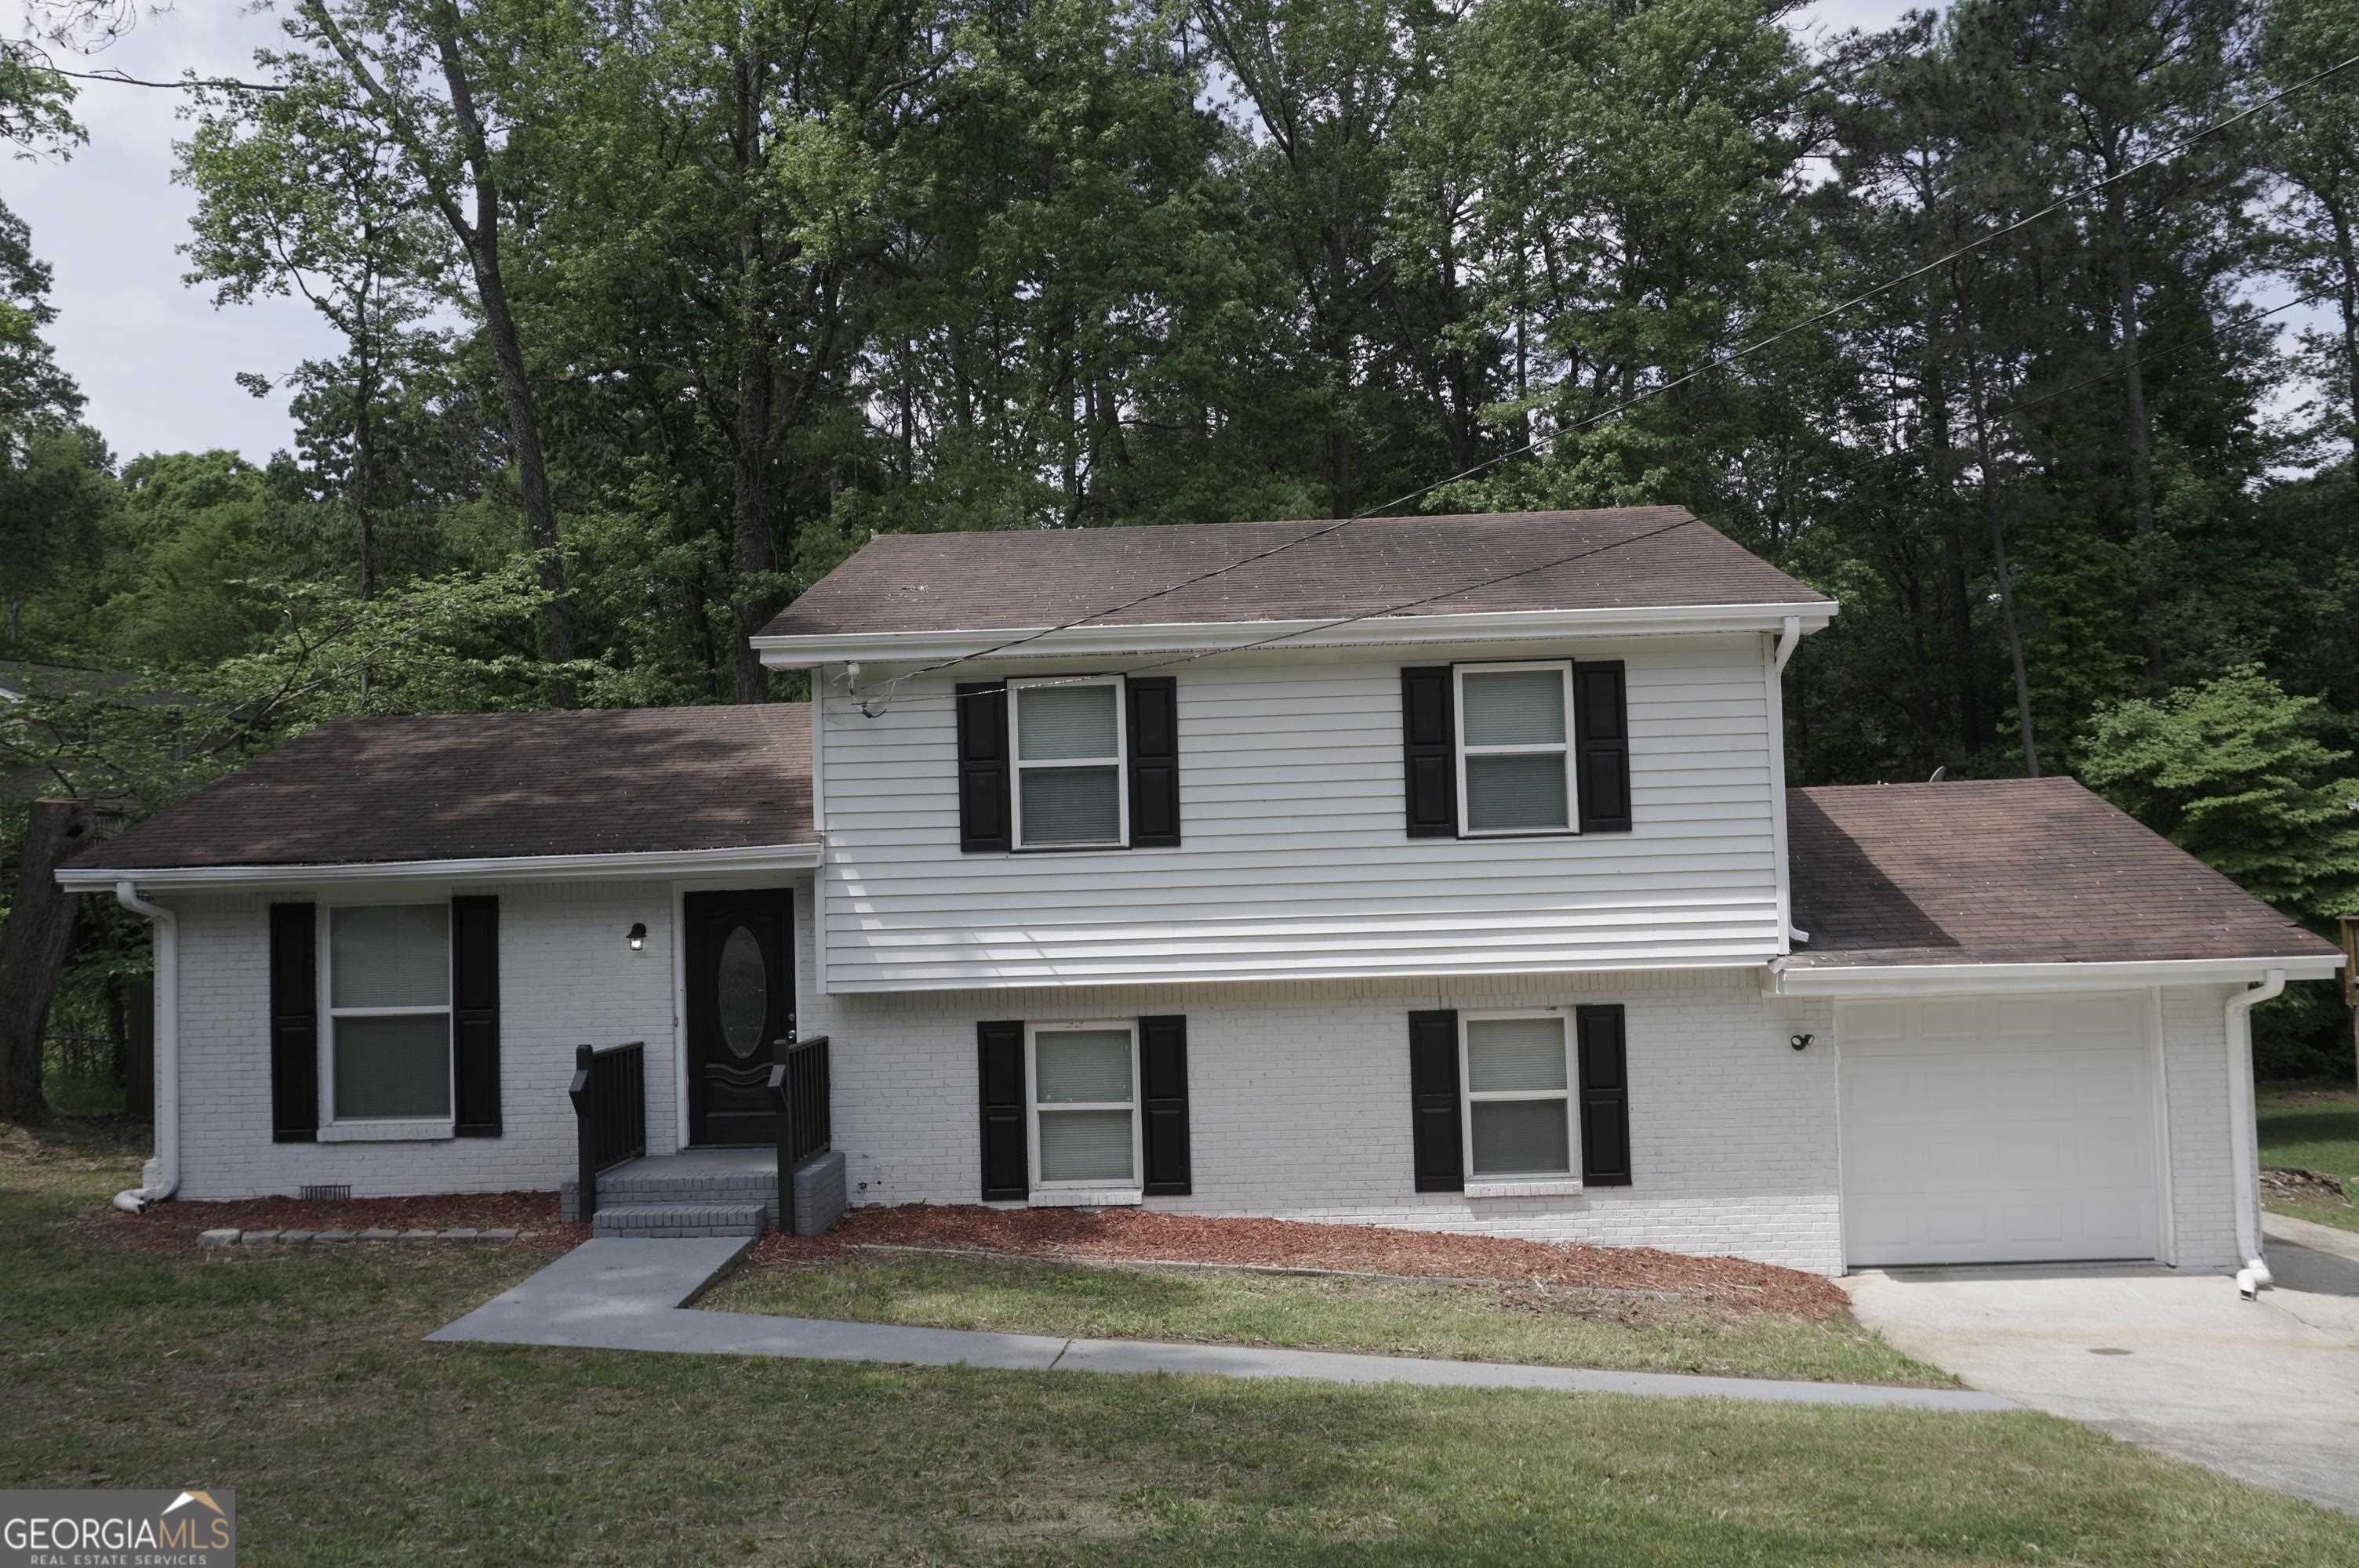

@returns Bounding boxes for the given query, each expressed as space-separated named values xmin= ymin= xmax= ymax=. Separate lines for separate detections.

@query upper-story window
xmin=1402 ymin=659 xmax=1630 ymax=838
xmin=1455 ymin=662 xmax=1576 ymax=836
xmin=1011 ymin=677 xmax=1129 ymax=849
xmin=957 ymin=675 xmax=1181 ymax=854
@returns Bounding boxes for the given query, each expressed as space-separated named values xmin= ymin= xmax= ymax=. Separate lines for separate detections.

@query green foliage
xmin=14 ymin=0 xmax=2359 ymax=1080
xmin=2080 ymin=666 xmax=2359 ymax=923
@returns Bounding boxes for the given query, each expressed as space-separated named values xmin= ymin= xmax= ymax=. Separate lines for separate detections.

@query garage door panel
xmin=1995 ymin=1203 xmax=2067 ymax=1244
xmin=1843 ymin=1062 xmax=1921 ymax=1119
xmin=1843 ymin=992 xmax=2159 ymax=1268
xmin=2070 ymin=1125 xmax=2147 ymax=1178
xmin=2071 ymin=1059 xmax=2143 ymax=1098
xmin=1912 ymin=998 xmax=1983 ymax=1040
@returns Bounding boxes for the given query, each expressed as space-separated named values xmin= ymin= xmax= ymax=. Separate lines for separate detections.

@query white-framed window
xmin=1459 ymin=1011 xmax=1575 ymax=1178
xmin=321 ymin=903 xmax=453 ymax=1127
xmin=1454 ymin=661 xmax=1576 ymax=836
xmin=1026 ymin=1020 xmax=1141 ymax=1190
xmin=1009 ymin=675 xmax=1129 ymax=849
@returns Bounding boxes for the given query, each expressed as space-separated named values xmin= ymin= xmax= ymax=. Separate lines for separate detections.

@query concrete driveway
xmin=1845 ymin=1217 xmax=2359 ymax=1515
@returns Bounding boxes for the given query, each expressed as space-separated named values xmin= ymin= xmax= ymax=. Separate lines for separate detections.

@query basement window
xmin=1027 ymin=1021 xmax=1141 ymax=1194
xmin=1460 ymin=1012 xmax=1575 ymax=1180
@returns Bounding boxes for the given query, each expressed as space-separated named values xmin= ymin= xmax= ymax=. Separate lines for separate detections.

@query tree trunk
xmin=1921 ymin=309 xmax=1981 ymax=757
xmin=0 ymin=800 xmax=96 ymax=1123
xmin=1960 ymin=336 xmax=2040 ymax=778
xmin=434 ymin=16 xmax=576 ymax=706
xmin=2109 ymin=223 xmax=2165 ymax=687
xmin=2330 ymin=198 xmax=2359 ymax=452
xmin=727 ymin=36 xmax=775 ymax=706
xmin=729 ymin=361 xmax=775 ymax=705
xmin=354 ymin=340 xmax=378 ymax=706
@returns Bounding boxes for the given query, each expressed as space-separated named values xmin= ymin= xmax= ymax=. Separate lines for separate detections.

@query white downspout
xmin=1770 ymin=616 xmax=1809 ymax=946
xmin=110 ymin=880 xmax=179 ymax=1213
xmin=2225 ymin=968 xmax=2285 ymax=1298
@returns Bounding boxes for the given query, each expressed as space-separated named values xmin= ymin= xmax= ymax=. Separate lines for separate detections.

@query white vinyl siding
xmin=820 ymin=637 xmax=1782 ymax=991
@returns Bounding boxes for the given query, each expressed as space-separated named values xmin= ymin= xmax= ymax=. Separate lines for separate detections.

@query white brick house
xmin=61 ymin=507 xmax=2341 ymax=1281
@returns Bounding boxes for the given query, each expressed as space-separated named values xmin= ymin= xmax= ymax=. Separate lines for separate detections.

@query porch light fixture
xmin=1789 ymin=1033 xmax=1814 ymax=1052
xmin=627 ymin=922 xmax=647 ymax=952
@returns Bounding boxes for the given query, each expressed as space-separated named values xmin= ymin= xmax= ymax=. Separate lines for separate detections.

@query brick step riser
xmin=591 ymin=1203 xmax=768 ymax=1240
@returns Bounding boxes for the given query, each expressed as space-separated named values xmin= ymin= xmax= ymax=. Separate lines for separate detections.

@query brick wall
xmin=797 ymin=886 xmax=1851 ymax=1271
xmin=169 ymin=881 xmax=680 ymax=1200
xmin=154 ymin=875 xmax=2249 ymax=1277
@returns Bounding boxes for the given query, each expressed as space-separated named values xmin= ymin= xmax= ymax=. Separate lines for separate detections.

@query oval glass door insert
xmin=716 ymin=925 xmax=767 ymax=1058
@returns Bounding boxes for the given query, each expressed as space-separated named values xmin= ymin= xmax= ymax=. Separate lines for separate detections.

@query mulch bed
xmin=749 ymin=1204 xmax=1851 ymax=1318
xmin=87 ymin=1191 xmax=587 ymax=1256
xmin=2262 ymin=1167 xmax=2352 ymax=1207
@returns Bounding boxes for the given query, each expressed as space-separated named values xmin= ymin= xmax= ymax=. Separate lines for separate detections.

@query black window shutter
xmin=268 ymin=902 xmax=318 ymax=1142
xmin=1407 ymin=1008 xmax=1463 ymax=1192
xmin=955 ymin=682 xmax=1011 ymax=853
xmin=1126 ymin=677 xmax=1181 ymax=848
xmin=1573 ymin=662 xmax=1632 ymax=832
xmin=977 ymin=1020 xmax=1028 ymax=1200
xmin=1575 ymin=1004 xmax=1632 ymax=1185
xmin=451 ymin=895 xmax=501 ymax=1137
xmin=1138 ymin=1014 xmax=1190 ymax=1195
xmin=1401 ymin=666 xmax=1458 ymax=838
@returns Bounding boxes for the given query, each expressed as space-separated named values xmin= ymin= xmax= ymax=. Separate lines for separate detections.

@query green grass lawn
xmin=8 ymin=1121 xmax=2359 ymax=1566
xmin=708 ymin=1250 xmax=1952 ymax=1387
xmin=2259 ymin=1083 xmax=2359 ymax=1235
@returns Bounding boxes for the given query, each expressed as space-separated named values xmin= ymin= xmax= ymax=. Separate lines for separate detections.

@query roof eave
xmin=753 ymin=600 xmax=1840 ymax=669
xmin=58 ymin=840 xmax=823 ymax=895
xmin=1766 ymin=953 xmax=2343 ymax=996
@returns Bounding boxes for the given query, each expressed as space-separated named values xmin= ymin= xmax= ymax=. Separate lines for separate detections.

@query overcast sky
xmin=10 ymin=0 xmax=1925 ymax=465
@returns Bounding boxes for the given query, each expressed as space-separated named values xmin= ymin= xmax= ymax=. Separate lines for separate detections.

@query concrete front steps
xmin=560 ymin=1146 xmax=847 ymax=1239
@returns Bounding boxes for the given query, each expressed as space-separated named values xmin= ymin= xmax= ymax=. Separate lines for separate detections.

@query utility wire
xmin=872 ymin=46 xmax=2359 ymax=702
xmin=849 ymin=288 xmax=2329 ymax=713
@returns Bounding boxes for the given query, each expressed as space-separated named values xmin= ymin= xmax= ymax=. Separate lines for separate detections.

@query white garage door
xmin=1841 ymin=993 xmax=2161 ymax=1268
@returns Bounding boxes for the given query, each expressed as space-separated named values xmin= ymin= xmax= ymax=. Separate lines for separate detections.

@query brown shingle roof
xmin=69 ymin=705 xmax=812 ymax=870
xmin=759 ymin=507 xmax=1827 ymax=640
xmin=1787 ymin=778 xmax=2337 ymax=967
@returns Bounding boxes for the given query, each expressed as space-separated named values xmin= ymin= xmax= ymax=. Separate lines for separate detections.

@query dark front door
xmin=685 ymin=888 xmax=794 ymax=1146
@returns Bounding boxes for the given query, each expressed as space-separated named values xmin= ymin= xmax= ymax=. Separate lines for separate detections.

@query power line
xmin=847 ymin=288 xmax=2329 ymax=713
xmin=876 ymin=47 xmax=2359 ymax=699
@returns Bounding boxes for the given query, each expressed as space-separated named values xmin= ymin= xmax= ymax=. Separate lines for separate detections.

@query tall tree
xmin=283 ymin=0 xmax=580 ymax=700
xmin=2006 ymin=0 xmax=2257 ymax=684
xmin=2259 ymin=0 xmax=2359 ymax=449
xmin=180 ymin=64 xmax=438 ymax=607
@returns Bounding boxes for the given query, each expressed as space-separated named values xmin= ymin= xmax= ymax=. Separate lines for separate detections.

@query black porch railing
xmin=769 ymin=1034 xmax=832 ymax=1221
xmin=568 ymin=1041 xmax=646 ymax=1223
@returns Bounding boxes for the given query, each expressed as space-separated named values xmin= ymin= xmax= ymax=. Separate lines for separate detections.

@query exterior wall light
xmin=1789 ymin=1033 xmax=1814 ymax=1052
xmin=627 ymin=922 xmax=647 ymax=952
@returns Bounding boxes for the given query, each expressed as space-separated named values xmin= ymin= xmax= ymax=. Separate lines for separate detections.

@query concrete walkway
xmin=427 ymin=1236 xmax=2012 ymax=1413
xmin=1847 ymin=1229 xmax=2359 ymax=1515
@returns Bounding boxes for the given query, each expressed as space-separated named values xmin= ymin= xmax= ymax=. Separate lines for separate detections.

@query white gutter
xmin=1767 ymin=953 xmax=2340 ymax=996
xmin=754 ymin=600 xmax=1840 ymax=668
xmin=56 ymin=841 xmax=823 ymax=895
xmin=111 ymin=881 xmax=179 ymax=1213
xmin=1772 ymin=614 xmax=1803 ymax=673
xmin=2226 ymin=969 xmax=2286 ymax=1298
